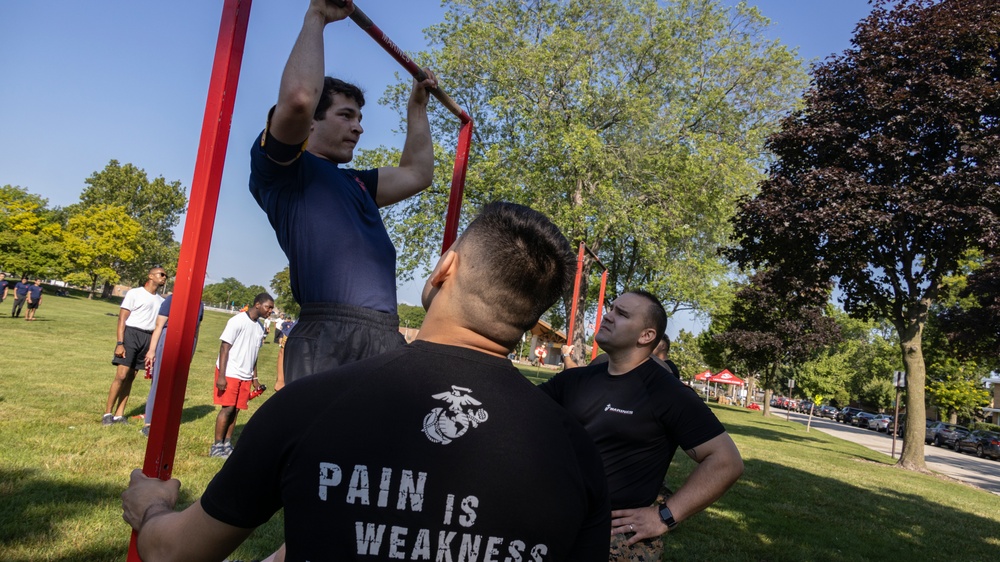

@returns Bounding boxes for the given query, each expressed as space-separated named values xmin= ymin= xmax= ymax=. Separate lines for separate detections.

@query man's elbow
xmin=275 ymin=91 xmax=318 ymax=127
xmin=728 ymin=454 xmax=745 ymax=484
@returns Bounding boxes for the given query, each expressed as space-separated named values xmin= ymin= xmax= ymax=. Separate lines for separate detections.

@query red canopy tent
xmin=707 ymin=369 xmax=745 ymax=406
xmin=708 ymin=369 xmax=745 ymax=386
xmin=695 ymin=370 xmax=712 ymax=381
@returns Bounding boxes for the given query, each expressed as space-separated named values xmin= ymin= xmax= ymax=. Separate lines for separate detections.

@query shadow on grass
xmin=722 ymin=410 xmax=835 ymax=446
xmin=664 ymin=457 xmax=1000 ymax=561
xmin=0 ymin=467 xmax=198 ymax=561
xmin=122 ymin=404 xmax=215 ymax=424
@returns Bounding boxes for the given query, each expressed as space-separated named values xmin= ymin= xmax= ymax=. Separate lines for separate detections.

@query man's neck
xmin=142 ymin=282 xmax=158 ymax=294
xmin=415 ymin=319 xmax=509 ymax=358
xmin=606 ymin=347 xmax=653 ymax=376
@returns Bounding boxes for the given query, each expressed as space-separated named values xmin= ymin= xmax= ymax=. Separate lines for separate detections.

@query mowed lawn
xmin=2 ymin=296 xmax=999 ymax=561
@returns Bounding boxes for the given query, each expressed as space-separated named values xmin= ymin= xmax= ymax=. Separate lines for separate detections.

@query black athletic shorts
xmin=283 ymin=302 xmax=406 ymax=385
xmin=111 ymin=326 xmax=154 ymax=370
xmin=26 ymin=301 xmax=39 ymax=310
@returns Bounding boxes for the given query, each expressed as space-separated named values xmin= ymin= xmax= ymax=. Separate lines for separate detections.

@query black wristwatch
xmin=116 ymin=341 xmax=124 ymax=346
xmin=658 ymin=503 xmax=678 ymax=530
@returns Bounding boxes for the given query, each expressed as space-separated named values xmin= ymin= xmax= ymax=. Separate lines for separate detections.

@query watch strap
xmin=659 ymin=503 xmax=678 ymax=530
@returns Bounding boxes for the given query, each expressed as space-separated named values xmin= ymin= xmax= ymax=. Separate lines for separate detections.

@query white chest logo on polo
xmin=604 ymin=403 xmax=634 ymax=415
xmin=422 ymin=385 xmax=489 ymax=445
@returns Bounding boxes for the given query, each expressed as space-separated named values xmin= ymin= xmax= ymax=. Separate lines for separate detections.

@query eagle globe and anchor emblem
xmin=422 ymin=385 xmax=489 ymax=445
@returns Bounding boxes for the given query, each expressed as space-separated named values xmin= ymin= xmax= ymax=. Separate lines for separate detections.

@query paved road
xmin=770 ymin=408 xmax=1000 ymax=496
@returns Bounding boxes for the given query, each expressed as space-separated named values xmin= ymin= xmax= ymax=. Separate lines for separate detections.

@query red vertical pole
xmin=127 ymin=1 xmax=251 ymax=559
xmin=590 ymin=269 xmax=608 ymax=360
xmin=566 ymin=242 xmax=585 ymax=346
xmin=442 ymin=119 xmax=473 ymax=252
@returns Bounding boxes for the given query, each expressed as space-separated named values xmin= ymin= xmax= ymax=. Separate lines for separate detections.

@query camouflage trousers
xmin=609 ymin=533 xmax=663 ymax=561
xmin=607 ymin=483 xmax=671 ymax=561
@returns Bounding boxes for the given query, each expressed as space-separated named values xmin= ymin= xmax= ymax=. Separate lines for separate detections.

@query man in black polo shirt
xmin=541 ymin=290 xmax=744 ymax=561
xmin=122 ymin=203 xmax=611 ymax=561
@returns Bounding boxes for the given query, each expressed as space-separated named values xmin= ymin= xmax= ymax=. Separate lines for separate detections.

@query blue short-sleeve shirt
xmin=249 ymin=131 xmax=397 ymax=314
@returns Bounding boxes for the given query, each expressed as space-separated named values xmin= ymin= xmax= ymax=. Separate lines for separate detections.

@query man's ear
xmin=428 ymin=250 xmax=458 ymax=288
xmin=637 ymin=327 xmax=658 ymax=347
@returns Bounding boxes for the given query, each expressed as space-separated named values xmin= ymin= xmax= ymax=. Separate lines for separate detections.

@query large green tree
xmin=72 ymin=160 xmax=186 ymax=289
xmin=63 ymin=205 xmax=142 ymax=296
xmin=202 ymin=278 xmax=266 ymax=310
xmin=670 ymin=329 xmax=709 ymax=381
xmin=368 ymin=0 xmax=806 ymax=360
xmin=796 ymin=313 xmax=901 ymax=409
xmin=727 ymin=0 xmax=1000 ymax=470
xmin=713 ymin=269 xmax=841 ymax=416
xmin=0 ymin=185 xmax=66 ymax=277
xmin=269 ymin=267 xmax=300 ymax=317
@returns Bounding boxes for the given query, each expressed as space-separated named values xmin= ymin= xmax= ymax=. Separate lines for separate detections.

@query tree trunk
xmin=564 ymin=252 xmax=593 ymax=364
xmin=897 ymin=312 xmax=928 ymax=471
xmin=101 ymin=280 xmax=113 ymax=299
xmin=762 ymin=388 xmax=773 ymax=417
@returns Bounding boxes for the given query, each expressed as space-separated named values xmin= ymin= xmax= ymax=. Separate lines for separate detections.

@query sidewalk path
xmin=770 ymin=408 xmax=1000 ymax=496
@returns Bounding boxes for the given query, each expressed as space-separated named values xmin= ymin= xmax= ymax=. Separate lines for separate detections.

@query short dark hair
xmin=314 ymin=77 xmax=365 ymax=121
xmin=626 ymin=289 xmax=667 ymax=349
xmin=253 ymin=292 xmax=274 ymax=306
xmin=454 ymin=202 xmax=574 ymax=349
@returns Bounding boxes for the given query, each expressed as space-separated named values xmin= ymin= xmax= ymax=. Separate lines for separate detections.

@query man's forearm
xmin=668 ymin=434 xmax=744 ymax=523
xmin=117 ymin=310 xmax=130 ymax=342
xmin=136 ymin=502 xmax=251 ymax=562
xmin=397 ymin=102 xmax=434 ymax=186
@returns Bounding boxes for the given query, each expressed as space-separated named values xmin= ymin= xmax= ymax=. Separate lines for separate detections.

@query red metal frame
xmin=566 ymin=242 xmax=609 ymax=360
xmin=129 ymin=2 xmax=473 ymax=559
xmin=590 ymin=269 xmax=609 ymax=360
xmin=336 ymin=0 xmax=473 ymax=251
xmin=128 ymin=1 xmax=251 ymax=560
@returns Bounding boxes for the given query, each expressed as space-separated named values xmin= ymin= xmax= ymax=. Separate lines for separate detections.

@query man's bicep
xmin=374 ymin=165 xmax=431 ymax=207
xmin=684 ymin=432 xmax=740 ymax=463
xmin=268 ymin=104 xmax=312 ymax=148
xmin=139 ymin=500 xmax=252 ymax=562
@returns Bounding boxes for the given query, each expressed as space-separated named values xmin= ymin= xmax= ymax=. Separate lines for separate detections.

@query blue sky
xmin=1 ymin=0 xmax=874 ymax=334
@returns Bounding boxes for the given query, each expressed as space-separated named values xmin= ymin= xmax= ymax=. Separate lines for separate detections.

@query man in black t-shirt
xmin=122 ymin=203 xmax=611 ymax=561
xmin=653 ymin=333 xmax=681 ymax=379
xmin=541 ymin=290 xmax=743 ymax=561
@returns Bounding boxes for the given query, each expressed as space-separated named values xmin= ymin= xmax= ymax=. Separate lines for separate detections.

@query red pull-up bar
xmin=565 ymin=242 xmax=609 ymax=362
xmin=128 ymin=1 xmax=473 ymax=559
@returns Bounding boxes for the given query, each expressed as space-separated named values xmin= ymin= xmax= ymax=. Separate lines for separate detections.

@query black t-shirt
xmin=539 ymin=359 xmax=725 ymax=509
xmin=201 ymin=341 xmax=610 ymax=561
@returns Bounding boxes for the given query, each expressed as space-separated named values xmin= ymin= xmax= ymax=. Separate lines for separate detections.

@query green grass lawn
xmin=2 ymin=296 xmax=999 ymax=561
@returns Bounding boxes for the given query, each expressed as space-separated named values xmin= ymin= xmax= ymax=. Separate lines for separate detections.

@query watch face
xmin=659 ymin=504 xmax=677 ymax=528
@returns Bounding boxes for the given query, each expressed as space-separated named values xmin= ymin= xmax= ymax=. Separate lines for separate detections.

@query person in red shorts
xmin=211 ymin=293 xmax=274 ymax=458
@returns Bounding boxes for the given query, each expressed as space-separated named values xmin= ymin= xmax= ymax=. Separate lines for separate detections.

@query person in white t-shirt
xmin=211 ymin=292 xmax=274 ymax=458
xmin=263 ymin=315 xmax=273 ymax=343
xmin=102 ymin=267 xmax=167 ymax=426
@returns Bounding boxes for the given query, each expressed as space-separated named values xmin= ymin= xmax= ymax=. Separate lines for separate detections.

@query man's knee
xmin=114 ymin=367 xmax=137 ymax=383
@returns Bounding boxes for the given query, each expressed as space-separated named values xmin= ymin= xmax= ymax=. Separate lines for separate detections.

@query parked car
xmin=797 ymin=400 xmax=815 ymax=414
xmin=955 ymin=430 xmax=1000 ymax=460
xmin=818 ymin=405 xmax=840 ymax=419
xmin=870 ymin=414 xmax=893 ymax=432
xmin=925 ymin=422 xmax=970 ymax=449
xmin=837 ymin=407 xmax=864 ymax=424
xmin=852 ymin=411 xmax=877 ymax=428
xmin=887 ymin=416 xmax=932 ymax=438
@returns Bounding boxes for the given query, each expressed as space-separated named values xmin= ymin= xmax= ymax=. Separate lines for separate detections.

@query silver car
xmin=870 ymin=414 xmax=893 ymax=432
